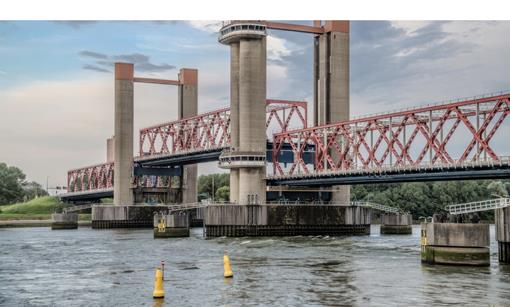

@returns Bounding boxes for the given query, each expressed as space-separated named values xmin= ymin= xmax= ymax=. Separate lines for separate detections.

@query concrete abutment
xmin=380 ymin=213 xmax=412 ymax=234
xmin=51 ymin=213 xmax=78 ymax=230
xmin=421 ymin=223 xmax=490 ymax=266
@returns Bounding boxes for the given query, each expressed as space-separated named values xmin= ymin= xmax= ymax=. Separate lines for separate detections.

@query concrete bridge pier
xmin=113 ymin=63 xmax=134 ymax=206
xmin=219 ymin=21 xmax=267 ymax=205
xmin=51 ymin=213 xmax=78 ymax=230
xmin=314 ymin=21 xmax=350 ymax=204
xmin=178 ymin=68 xmax=198 ymax=204
xmin=496 ymin=207 xmax=510 ymax=263
xmin=421 ymin=222 xmax=490 ymax=266
xmin=380 ymin=213 xmax=412 ymax=234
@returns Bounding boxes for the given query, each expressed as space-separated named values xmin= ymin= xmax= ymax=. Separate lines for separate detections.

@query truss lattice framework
xmin=67 ymin=162 xmax=114 ymax=193
xmin=139 ymin=99 xmax=307 ymax=157
xmin=272 ymin=93 xmax=510 ymax=176
xmin=67 ymin=100 xmax=307 ymax=192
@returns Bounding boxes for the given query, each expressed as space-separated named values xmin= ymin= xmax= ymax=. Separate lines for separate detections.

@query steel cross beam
xmin=270 ymin=92 xmax=510 ymax=178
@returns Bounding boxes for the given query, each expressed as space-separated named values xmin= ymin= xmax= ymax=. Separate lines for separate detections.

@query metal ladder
xmin=351 ymin=201 xmax=404 ymax=214
xmin=447 ymin=198 xmax=510 ymax=215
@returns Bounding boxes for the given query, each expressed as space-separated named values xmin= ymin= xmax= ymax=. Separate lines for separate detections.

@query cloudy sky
xmin=0 ymin=20 xmax=509 ymax=187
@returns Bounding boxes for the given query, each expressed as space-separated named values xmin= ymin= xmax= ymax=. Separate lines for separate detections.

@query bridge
xmin=55 ymin=20 xmax=510 ymax=259
xmin=62 ymin=91 xmax=510 ymax=201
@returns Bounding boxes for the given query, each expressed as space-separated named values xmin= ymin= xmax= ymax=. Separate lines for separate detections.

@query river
xmin=0 ymin=225 xmax=509 ymax=306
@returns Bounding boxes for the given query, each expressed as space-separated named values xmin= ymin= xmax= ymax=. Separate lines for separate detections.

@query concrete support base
xmin=381 ymin=225 xmax=412 ymax=234
xmin=380 ymin=213 xmax=413 ymax=234
xmin=205 ymin=204 xmax=371 ymax=237
xmin=496 ymin=207 xmax=510 ymax=263
xmin=51 ymin=213 xmax=78 ymax=230
xmin=154 ymin=228 xmax=190 ymax=238
xmin=421 ymin=222 xmax=490 ymax=266
xmin=190 ymin=208 xmax=204 ymax=227
xmin=499 ymin=241 xmax=510 ymax=263
xmin=92 ymin=205 xmax=170 ymax=229
xmin=153 ymin=213 xmax=190 ymax=238
xmin=421 ymin=246 xmax=490 ymax=266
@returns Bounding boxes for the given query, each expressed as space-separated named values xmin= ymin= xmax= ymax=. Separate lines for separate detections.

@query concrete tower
xmin=314 ymin=21 xmax=350 ymax=204
xmin=218 ymin=21 xmax=267 ymax=205
xmin=178 ymin=68 xmax=198 ymax=203
xmin=113 ymin=63 xmax=134 ymax=205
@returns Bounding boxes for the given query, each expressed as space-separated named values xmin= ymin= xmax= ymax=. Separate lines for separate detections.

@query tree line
xmin=0 ymin=162 xmax=48 ymax=205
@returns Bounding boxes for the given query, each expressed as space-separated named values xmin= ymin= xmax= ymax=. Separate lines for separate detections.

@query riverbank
xmin=0 ymin=196 xmax=91 ymax=226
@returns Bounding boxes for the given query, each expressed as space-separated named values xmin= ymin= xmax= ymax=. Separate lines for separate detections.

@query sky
xmin=1 ymin=20 xmax=510 ymax=188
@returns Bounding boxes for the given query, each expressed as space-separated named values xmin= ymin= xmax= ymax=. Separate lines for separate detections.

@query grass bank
xmin=0 ymin=196 xmax=90 ymax=221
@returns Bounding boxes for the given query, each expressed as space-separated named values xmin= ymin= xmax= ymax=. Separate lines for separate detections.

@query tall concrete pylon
xmin=314 ymin=21 xmax=350 ymax=204
xmin=219 ymin=21 xmax=267 ymax=205
xmin=113 ymin=63 xmax=134 ymax=205
xmin=178 ymin=68 xmax=198 ymax=203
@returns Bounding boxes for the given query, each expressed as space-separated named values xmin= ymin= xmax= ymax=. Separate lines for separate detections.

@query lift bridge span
xmin=62 ymin=92 xmax=510 ymax=201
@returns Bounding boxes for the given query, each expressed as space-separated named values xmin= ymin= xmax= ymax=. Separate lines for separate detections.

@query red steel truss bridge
xmin=267 ymin=92 xmax=510 ymax=186
xmin=65 ymin=99 xmax=307 ymax=196
xmin=64 ymin=92 xmax=510 ymax=199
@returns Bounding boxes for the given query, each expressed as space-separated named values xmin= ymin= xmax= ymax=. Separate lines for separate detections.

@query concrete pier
xmin=51 ymin=213 xmax=78 ymax=230
xmin=205 ymin=204 xmax=371 ymax=237
xmin=380 ymin=213 xmax=412 ymax=234
xmin=153 ymin=213 xmax=190 ymax=238
xmin=421 ymin=223 xmax=490 ymax=266
xmin=113 ymin=63 xmax=134 ymax=206
xmin=178 ymin=68 xmax=198 ymax=204
xmin=92 ymin=205 xmax=171 ymax=228
xmin=314 ymin=21 xmax=350 ymax=204
xmin=496 ymin=207 xmax=510 ymax=263
xmin=219 ymin=21 xmax=267 ymax=205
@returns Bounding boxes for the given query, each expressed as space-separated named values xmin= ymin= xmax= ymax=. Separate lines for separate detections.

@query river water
xmin=0 ymin=225 xmax=509 ymax=306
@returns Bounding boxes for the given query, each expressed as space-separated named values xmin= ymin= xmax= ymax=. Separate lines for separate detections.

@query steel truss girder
xmin=272 ymin=94 xmax=510 ymax=177
xmin=67 ymin=99 xmax=308 ymax=193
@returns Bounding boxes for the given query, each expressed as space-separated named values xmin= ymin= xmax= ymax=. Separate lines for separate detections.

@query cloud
xmin=79 ymin=50 xmax=108 ymax=59
xmin=187 ymin=20 xmax=222 ymax=33
xmin=79 ymin=51 xmax=176 ymax=73
xmin=0 ymin=77 xmax=181 ymax=186
xmin=83 ymin=64 xmax=110 ymax=73
xmin=0 ymin=70 xmax=6 ymax=75
xmin=267 ymin=35 xmax=294 ymax=62
xmin=54 ymin=21 xmax=97 ymax=29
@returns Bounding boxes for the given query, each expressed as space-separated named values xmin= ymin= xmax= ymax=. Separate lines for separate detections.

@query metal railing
xmin=351 ymin=201 xmax=405 ymax=214
xmin=447 ymin=198 xmax=510 ymax=215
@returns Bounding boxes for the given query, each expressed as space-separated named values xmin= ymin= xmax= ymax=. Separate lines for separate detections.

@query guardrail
xmin=447 ymin=198 xmax=510 ymax=215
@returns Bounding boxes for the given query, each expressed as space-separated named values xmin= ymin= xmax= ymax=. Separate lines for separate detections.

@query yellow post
xmin=223 ymin=251 xmax=233 ymax=278
xmin=153 ymin=268 xmax=165 ymax=298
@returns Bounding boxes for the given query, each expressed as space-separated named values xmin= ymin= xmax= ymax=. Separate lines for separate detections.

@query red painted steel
xmin=138 ymin=99 xmax=307 ymax=157
xmin=67 ymin=162 xmax=114 ymax=193
xmin=272 ymin=93 xmax=510 ymax=176
xmin=67 ymin=100 xmax=307 ymax=192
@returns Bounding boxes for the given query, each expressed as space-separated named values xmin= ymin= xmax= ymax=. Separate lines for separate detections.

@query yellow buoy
xmin=153 ymin=268 xmax=165 ymax=298
xmin=223 ymin=251 xmax=233 ymax=278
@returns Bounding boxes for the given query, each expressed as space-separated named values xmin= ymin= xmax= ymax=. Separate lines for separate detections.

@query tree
xmin=23 ymin=181 xmax=48 ymax=201
xmin=0 ymin=162 xmax=26 ymax=205
xmin=198 ymin=173 xmax=229 ymax=201
xmin=487 ymin=181 xmax=508 ymax=197
xmin=215 ymin=186 xmax=230 ymax=202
